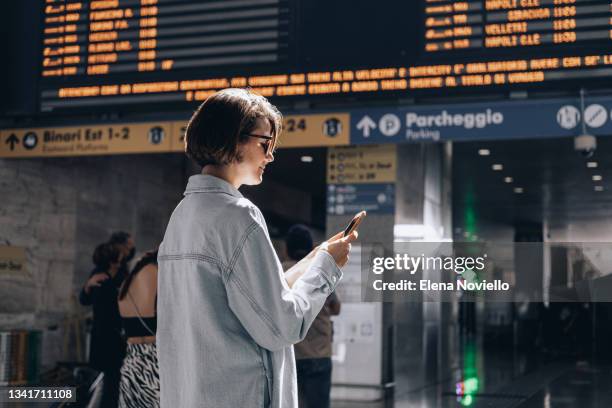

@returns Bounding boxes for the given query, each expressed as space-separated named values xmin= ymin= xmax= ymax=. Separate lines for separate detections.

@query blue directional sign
xmin=327 ymin=183 xmax=395 ymax=215
xmin=351 ymin=96 xmax=612 ymax=144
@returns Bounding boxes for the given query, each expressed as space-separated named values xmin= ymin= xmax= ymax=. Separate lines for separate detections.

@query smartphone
xmin=343 ymin=211 xmax=367 ymax=237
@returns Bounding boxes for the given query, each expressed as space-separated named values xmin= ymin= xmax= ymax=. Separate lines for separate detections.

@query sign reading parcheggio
xmin=351 ymin=96 xmax=612 ymax=144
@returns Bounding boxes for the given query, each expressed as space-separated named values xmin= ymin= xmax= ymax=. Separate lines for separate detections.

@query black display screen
xmin=33 ymin=0 xmax=612 ymax=112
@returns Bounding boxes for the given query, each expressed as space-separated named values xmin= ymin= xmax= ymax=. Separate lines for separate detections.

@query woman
xmin=79 ymin=243 xmax=126 ymax=408
xmin=157 ymin=88 xmax=357 ymax=408
xmin=117 ymin=250 xmax=160 ymax=408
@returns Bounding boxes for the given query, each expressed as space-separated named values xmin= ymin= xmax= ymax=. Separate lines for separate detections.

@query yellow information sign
xmin=0 ymin=246 xmax=27 ymax=278
xmin=170 ymin=121 xmax=187 ymax=152
xmin=0 ymin=122 xmax=174 ymax=158
xmin=327 ymin=144 xmax=396 ymax=184
xmin=279 ymin=113 xmax=349 ymax=148
xmin=0 ymin=113 xmax=350 ymax=158
xmin=168 ymin=113 xmax=350 ymax=152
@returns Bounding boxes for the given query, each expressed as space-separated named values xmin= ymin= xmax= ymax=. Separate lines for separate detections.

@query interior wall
xmin=0 ymin=154 xmax=186 ymax=367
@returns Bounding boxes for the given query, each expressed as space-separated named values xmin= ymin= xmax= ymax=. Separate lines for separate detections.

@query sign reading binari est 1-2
xmin=0 ymin=114 xmax=350 ymax=158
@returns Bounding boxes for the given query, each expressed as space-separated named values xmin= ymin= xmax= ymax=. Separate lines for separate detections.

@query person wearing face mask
xmin=157 ymin=88 xmax=358 ymax=408
xmin=79 ymin=242 xmax=127 ymax=408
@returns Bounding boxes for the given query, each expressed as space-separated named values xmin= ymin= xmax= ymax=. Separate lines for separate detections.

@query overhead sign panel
xmin=351 ymin=96 xmax=612 ymax=144
xmin=168 ymin=113 xmax=350 ymax=153
xmin=0 ymin=113 xmax=351 ymax=158
xmin=31 ymin=0 xmax=612 ymax=111
xmin=0 ymin=122 xmax=173 ymax=158
xmin=280 ymin=113 xmax=349 ymax=148
xmin=4 ymin=96 xmax=612 ymax=158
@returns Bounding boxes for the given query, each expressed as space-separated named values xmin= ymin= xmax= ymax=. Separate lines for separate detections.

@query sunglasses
xmin=244 ymin=133 xmax=276 ymax=156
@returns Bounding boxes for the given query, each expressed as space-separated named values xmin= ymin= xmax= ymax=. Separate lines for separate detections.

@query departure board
xmin=32 ymin=0 xmax=612 ymax=112
xmin=41 ymin=0 xmax=289 ymax=77
xmin=423 ymin=0 xmax=612 ymax=52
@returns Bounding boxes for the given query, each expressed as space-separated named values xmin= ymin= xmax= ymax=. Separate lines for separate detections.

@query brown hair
xmin=185 ymin=88 xmax=282 ymax=168
xmin=92 ymin=243 xmax=120 ymax=270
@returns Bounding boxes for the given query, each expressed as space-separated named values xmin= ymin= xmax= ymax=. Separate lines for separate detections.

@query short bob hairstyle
xmin=185 ymin=88 xmax=282 ymax=168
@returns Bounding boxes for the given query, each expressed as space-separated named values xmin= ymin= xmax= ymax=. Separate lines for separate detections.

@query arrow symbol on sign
xmin=5 ymin=134 xmax=19 ymax=151
xmin=356 ymin=115 xmax=376 ymax=137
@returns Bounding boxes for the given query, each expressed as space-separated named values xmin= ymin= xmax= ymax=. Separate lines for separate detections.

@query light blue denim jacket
xmin=157 ymin=174 xmax=342 ymax=408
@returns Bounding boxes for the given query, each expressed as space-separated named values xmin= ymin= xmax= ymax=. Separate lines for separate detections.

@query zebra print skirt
xmin=119 ymin=343 xmax=160 ymax=408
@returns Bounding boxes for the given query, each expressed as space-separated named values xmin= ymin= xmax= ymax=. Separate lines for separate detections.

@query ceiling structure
xmin=453 ymin=136 xmax=612 ymax=235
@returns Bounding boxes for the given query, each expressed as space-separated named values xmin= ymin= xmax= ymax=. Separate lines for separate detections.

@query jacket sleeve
xmin=79 ymin=285 xmax=93 ymax=306
xmin=224 ymin=221 xmax=342 ymax=351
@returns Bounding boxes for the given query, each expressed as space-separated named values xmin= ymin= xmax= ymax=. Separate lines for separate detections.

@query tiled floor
xmin=8 ymin=334 xmax=610 ymax=408
xmin=518 ymin=365 xmax=612 ymax=408
xmin=332 ymin=363 xmax=612 ymax=408
xmin=332 ymin=337 xmax=611 ymax=408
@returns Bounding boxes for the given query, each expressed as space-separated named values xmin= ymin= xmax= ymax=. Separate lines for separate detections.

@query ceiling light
xmin=504 ymin=177 xmax=513 ymax=183
xmin=514 ymin=187 xmax=524 ymax=194
xmin=300 ymin=155 xmax=313 ymax=163
xmin=478 ymin=149 xmax=490 ymax=156
xmin=587 ymin=161 xmax=598 ymax=168
xmin=592 ymin=175 xmax=602 ymax=181
xmin=594 ymin=186 xmax=604 ymax=192
xmin=492 ymin=164 xmax=503 ymax=171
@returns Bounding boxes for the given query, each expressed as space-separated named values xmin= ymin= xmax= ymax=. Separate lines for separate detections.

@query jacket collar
xmin=184 ymin=174 xmax=243 ymax=199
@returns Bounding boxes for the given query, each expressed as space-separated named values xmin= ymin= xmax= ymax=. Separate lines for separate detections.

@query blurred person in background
xmin=283 ymin=225 xmax=341 ymax=408
xmin=109 ymin=231 xmax=136 ymax=279
xmin=118 ymin=250 xmax=160 ymax=408
xmin=79 ymin=242 xmax=127 ymax=408
xmin=157 ymin=88 xmax=356 ymax=408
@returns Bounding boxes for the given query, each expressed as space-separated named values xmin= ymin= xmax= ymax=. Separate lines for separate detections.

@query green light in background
xmin=461 ymin=394 xmax=474 ymax=406
xmin=463 ymin=377 xmax=479 ymax=394
xmin=465 ymin=207 xmax=476 ymax=236
xmin=464 ymin=189 xmax=476 ymax=238
xmin=463 ymin=341 xmax=478 ymax=379
xmin=454 ymin=340 xmax=481 ymax=406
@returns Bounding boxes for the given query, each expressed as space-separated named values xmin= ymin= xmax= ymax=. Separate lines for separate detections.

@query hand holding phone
xmin=344 ymin=210 xmax=367 ymax=237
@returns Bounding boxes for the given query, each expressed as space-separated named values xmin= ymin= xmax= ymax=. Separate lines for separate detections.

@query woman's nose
xmin=265 ymin=150 xmax=274 ymax=163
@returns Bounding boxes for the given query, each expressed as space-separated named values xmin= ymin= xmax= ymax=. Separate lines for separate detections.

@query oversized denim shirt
xmin=157 ymin=174 xmax=342 ymax=408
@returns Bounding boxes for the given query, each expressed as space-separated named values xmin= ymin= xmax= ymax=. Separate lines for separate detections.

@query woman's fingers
xmin=327 ymin=238 xmax=356 ymax=267
xmin=344 ymin=230 xmax=358 ymax=242
xmin=322 ymin=229 xmax=360 ymax=267
xmin=329 ymin=228 xmax=359 ymax=243
xmin=327 ymin=231 xmax=344 ymax=243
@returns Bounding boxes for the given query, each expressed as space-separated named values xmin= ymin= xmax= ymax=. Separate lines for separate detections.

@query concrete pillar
xmin=393 ymin=142 xmax=455 ymax=390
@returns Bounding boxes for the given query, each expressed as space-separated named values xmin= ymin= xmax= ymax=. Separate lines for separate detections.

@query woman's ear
xmin=231 ymin=142 xmax=247 ymax=164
